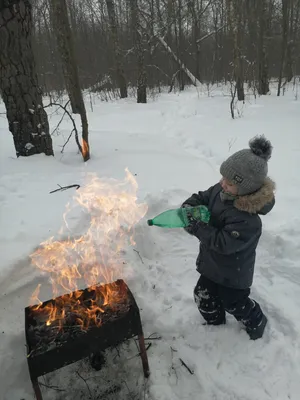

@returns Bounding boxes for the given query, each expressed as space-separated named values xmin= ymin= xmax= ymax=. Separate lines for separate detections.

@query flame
xmin=82 ymin=139 xmax=89 ymax=159
xmin=30 ymin=284 xmax=42 ymax=310
xmin=30 ymin=169 xmax=147 ymax=330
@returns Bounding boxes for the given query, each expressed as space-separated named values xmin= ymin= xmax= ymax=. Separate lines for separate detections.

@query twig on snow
xmin=137 ymin=343 xmax=152 ymax=355
xmin=98 ymin=385 xmax=122 ymax=397
xmin=122 ymin=380 xmax=136 ymax=400
xmin=179 ymin=358 xmax=194 ymax=375
xmin=145 ymin=343 xmax=152 ymax=352
xmin=49 ymin=184 xmax=80 ymax=194
xmin=39 ymin=382 xmax=66 ymax=392
xmin=128 ymin=342 xmax=152 ymax=361
xmin=170 ymin=346 xmax=178 ymax=383
xmin=133 ymin=249 xmax=144 ymax=264
xmin=228 ymin=137 xmax=237 ymax=152
xmin=76 ymin=371 xmax=93 ymax=399
xmin=144 ymin=333 xmax=162 ymax=340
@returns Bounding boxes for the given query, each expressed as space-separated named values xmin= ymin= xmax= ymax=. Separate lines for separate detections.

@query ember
xmin=26 ymin=280 xmax=150 ymax=400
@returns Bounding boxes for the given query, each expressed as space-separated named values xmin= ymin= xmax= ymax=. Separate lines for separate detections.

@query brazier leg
xmin=32 ymin=379 xmax=43 ymax=400
xmin=138 ymin=333 xmax=150 ymax=378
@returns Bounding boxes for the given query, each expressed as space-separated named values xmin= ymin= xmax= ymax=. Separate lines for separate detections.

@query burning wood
xmin=27 ymin=280 xmax=129 ymax=357
xmin=25 ymin=280 xmax=150 ymax=400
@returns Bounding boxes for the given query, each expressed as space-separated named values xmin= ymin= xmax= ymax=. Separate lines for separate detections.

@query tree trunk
xmin=285 ymin=0 xmax=294 ymax=82
xmin=277 ymin=0 xmax=290 ymax=96
xmin=245 ymin=0 xmax=258 ymax=88
xmin=0 ymin=0 xmax=53 ymax=157
xmin=290 ymin=0 xmax=300 ymax=81
xmin=49 ymin=0 xmax=82 ymax=114
xmin=211 ymin=3 xmax=219 ymax=83
xmin=235 ymin=0 xmax=245 ymax=101
xmin=217 ymin=1 xmax=227 ymax=83
xmin=176 ymin=0 xmax=184 ymax=91
xmin=227 ymin=0 xmax=245 ymax=101
xmin=130 ymin=0 xmax=147 ymax=103
xmin=166 ymin=0 xmax=173 ymax=44
xmin=257 ymin=0 xmax=270 ymax=95
xmin=49 ymin=0 xmax=90 ymax=161
xmin=105 ymin=0 xmax=128 ymax=98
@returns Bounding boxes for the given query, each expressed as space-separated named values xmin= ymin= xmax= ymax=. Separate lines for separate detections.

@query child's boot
xmin=242 ymin=301 xmax=268 ymax=340
xmin=245 ymin=313 xmax=268 ymax=340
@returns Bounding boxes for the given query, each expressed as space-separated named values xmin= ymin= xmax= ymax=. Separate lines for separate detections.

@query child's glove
xmin=186 ymin=205 xmax=210 ymax=225
xmin=182 ymin=205 xmax=210 ymax=235
xmin=182 ymin=203 xmax=194 ymax=235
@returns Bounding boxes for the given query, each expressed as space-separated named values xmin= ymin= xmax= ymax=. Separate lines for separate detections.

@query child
xmin=182 ymin=136 xmax=275 ymax=340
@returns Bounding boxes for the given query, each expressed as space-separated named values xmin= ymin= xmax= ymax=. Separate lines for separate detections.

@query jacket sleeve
xmin=191 ymin=213 xmax=262 ymax=255
xmin=182 ymin=185 xmax=215 ymax=207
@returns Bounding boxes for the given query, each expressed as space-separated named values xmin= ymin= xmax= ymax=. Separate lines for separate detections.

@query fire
xmin=30 ymin=284 xmax=42 ymax=310
xmin=30 ymin=169 xmax=147 ymax=330
xmin=82 ymin=138 xmax=89 ymax=159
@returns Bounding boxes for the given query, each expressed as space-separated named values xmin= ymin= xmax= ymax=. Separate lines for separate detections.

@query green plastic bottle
xmin=147 ymin=205 xmax=210 ymax=228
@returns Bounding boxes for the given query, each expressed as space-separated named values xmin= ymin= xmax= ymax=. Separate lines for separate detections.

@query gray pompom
xmin=249 ymin=135 xmax=272 ymax=161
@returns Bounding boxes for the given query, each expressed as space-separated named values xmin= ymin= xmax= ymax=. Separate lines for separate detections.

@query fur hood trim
xmin=234 ymin=177 xmax=276 ymax=214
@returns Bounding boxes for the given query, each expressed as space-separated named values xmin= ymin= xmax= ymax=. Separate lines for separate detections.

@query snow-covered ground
xmin=1 ymin=85 xmax=300 ymax=400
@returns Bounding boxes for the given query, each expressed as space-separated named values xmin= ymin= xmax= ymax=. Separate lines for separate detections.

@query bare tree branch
xmin=196 ymin=25 xmax=226 ymax=44
xmin=44 ymin=102 xmax=83 ymax=155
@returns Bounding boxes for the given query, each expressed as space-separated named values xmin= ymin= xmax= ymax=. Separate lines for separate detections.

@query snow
xmin=1 ymin=84 xmax=300 ymax=399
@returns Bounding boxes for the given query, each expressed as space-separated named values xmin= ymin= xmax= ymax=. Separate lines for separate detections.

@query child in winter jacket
xmin=182 ymin=136 xmax=275 ymax=340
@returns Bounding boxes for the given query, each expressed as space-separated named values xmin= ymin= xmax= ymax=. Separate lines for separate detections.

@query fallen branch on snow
xmin=39 ymin=382 xmax=65 ymax=392
xmin=49 ymin=184 xmax=80 ymax=194
xmin=144 ymin=333 xmax=162 ymax=340
xmin=128 ymin=342 xmax=152 ymax=361
xmin=133 ymin=249 xmax=144 ymax=264
xmin=179 ymin=358 xmax=194 ymax=375
xmin=76 ymin=371 xmax=93 ymax=399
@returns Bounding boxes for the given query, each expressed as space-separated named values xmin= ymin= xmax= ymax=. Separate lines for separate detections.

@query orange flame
xmin=30 ymin=169 xmax=147 ymax=330
xmin=82 ymin=139 xmax=89 ymax=159
xmin=30 ymin=284 xmax=42 ymax=310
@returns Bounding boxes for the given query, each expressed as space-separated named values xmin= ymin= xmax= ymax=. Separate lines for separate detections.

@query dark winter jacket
xmin=183 ymin=178 xmax=275 ymax=289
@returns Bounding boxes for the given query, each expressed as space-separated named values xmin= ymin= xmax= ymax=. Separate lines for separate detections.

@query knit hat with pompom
xmin=220 ymin=135 xmax=273 ymax=195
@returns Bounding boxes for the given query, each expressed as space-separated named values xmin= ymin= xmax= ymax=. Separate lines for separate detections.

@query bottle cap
xmin=147 ymin=219 xmax=153 ymax=226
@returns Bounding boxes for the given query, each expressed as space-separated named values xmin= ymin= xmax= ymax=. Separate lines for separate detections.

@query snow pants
xmin=194 ymin=275 xmax=267 ymax=340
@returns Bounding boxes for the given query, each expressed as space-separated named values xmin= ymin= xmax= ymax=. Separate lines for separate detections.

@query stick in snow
xmin=179 ymin=358 xmax=194 ymax=375
xmin=49 ymin=184 xmax=80 ymax=194
xmin=133 ymin=249 xmax=144 ymax=264
xmin=76 ymin=371 xmax=93 ymax=399
xmin=39 ymin=382 xmax=65 ymax=392
xmin=144 ymin=333 xmax=162 ymax=340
